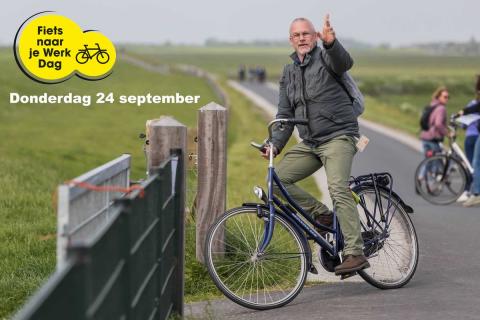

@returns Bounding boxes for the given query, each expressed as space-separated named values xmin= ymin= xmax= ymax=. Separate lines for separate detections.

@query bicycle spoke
xmin=206 ymin=208 xmax=307 ymax=308
xmin=355 ymin=187 xmax=418 ymax=288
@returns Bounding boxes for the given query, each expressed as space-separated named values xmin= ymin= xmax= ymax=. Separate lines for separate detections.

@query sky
xmin=2 ymin=0 xmax=479 ymax=46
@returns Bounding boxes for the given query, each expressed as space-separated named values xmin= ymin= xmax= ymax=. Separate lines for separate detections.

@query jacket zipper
xmin=300 ymin=66 xmax=312 ymax=140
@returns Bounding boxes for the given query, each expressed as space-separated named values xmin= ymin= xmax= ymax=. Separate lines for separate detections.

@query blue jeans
xmin=420 ymin=140 xmax=442 ymax=176
xmin=422 ymin=140 xmax=442 ymax=156
xmin=465 ymin=135 xmax=478 ymax=165
xmin=471 ymin=137 xmax=480 ymax=195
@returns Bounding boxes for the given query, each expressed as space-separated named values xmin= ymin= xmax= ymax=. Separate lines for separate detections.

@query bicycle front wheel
xmin=354 ymin=186 xmax=419 ymax=289
xmin=415 ymin=155 xmax=467 ymax=205
xmin=205 ymin=206 xmax=308 ymax=310
xmin=96 ymin=51 xmax=110 ymax=64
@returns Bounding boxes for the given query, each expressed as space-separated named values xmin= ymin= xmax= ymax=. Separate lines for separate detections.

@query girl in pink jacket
xmin=420 ymin=87 xmax=449 ymax=155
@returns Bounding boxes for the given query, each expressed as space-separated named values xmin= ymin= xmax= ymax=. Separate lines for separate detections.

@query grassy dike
xmin=0 ymin=49 xmax=218 ymax=317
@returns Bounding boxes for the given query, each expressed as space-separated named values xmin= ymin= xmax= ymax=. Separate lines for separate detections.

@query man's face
xmin=289 ymin=20 xmax=317 ymax=56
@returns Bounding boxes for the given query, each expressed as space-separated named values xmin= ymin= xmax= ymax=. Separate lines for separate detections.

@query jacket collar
xmin=430 ymin=99 xmax=444 ymax=108
xmin=290 ymin=45 xmax=318 ymax=67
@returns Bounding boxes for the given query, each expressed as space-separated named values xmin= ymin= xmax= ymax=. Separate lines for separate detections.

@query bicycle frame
xmin=80 ymin=43 xmax=106 ymax=57
xmin=258 ymin=161 xmax=341 ymax=256
xmin=257 ymin=136 xmax=398 ymax=259
xmin=448 ymin=120 xmax=474 ymax=175
xmin=450 ymin=142 xmax=474 ymax=174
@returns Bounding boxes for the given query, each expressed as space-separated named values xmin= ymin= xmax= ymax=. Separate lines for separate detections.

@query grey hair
xmin=289 ymin=17 xmax=315 ymax=34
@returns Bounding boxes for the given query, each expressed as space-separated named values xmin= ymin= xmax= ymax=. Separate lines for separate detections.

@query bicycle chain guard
xmin=319 ymin=245 xmax=341 ymax=273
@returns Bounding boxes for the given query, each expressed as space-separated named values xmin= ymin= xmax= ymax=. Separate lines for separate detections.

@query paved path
xmin=187 ymin=82 xmax=480 ymax=320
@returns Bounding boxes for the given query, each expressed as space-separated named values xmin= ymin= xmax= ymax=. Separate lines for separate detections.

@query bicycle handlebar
xmin=250 ymin=141 xmax=266 ymax=152
xmin=266 ymin=118 xmax=308 ymax=140
xmin=251 ymin=118 xmax=308 ymax=151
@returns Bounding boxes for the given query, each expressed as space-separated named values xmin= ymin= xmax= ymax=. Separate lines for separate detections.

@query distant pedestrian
xmin=248 ymin=67 xmax=256 ymax=81
xmin=256 ymin=66 xmax=266 ymax=82
xmin=238 ymin=65 xmax=246 ymax=81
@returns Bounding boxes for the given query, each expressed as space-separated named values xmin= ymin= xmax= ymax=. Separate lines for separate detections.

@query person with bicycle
xmin=456 ymin=95 xmax=480 ymax=207
xmin=261 ymin=15 xmax=369 ymax=276
xmin=417 ymin=87 xmax=450 ymax=183
xmin=420 ymin=87 xmax=449 ymax=156
xmin=462 ymin=76 xmax=480 ymax=166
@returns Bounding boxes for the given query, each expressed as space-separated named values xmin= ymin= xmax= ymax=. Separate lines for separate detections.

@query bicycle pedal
xmin=309 ymin=264 xmax=319 ymax=274
xmin=340 ymin=272 xmax=357 ymax=280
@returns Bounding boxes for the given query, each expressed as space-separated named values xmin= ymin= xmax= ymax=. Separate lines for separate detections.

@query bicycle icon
xmin=75 ymin=43 xmax=110 ymax=64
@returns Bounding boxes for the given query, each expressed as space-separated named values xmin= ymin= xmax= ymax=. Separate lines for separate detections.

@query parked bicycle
xmin=75 ymin=43 xmax=110 ymax=64
xmin=205 ymin=118 xmax=419 ymax=310
xmin=415 ymin=114 xmax=474 ymax=205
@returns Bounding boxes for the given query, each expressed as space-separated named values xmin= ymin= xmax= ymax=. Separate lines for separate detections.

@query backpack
xmin=419 ymin=104 xmax=439 ymax=131
xmin=319 ymin=54 xmax=365 ymax=117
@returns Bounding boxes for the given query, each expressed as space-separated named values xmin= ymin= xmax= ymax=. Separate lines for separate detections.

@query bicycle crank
xmin=319 ymin=247 xmax=341 ymax=273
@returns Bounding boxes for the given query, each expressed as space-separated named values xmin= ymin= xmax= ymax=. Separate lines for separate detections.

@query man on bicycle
xmin=261 ymin=15 xmax=369 ymax=276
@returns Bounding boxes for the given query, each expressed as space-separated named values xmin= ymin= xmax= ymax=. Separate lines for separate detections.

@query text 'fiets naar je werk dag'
xmin=16 ymin=12 xmax=116 ymax=83
xmin=9 ymin=92 xmax=201 ymax=107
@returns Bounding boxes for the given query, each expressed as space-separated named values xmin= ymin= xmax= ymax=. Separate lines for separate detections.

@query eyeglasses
xmin=290 ymin=32 xmax=314 ymax=40
xmin=441 ymin=95 xmax=450 ymax=99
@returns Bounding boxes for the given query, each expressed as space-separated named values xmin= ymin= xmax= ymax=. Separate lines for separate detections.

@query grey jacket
xmin=271 ymin=40 xmax=359 ymax=153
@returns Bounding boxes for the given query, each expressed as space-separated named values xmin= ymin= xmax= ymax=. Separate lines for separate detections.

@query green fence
xmin=15 ymin=151 xmax=185 ymax=320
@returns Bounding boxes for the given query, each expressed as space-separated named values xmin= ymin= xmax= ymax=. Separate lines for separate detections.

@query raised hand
xmin=316 ymin=14 xmax=336 ymax=45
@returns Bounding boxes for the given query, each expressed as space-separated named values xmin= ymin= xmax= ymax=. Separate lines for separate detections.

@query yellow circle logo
xmin=14 ymin=11 xmax=116 ymax=83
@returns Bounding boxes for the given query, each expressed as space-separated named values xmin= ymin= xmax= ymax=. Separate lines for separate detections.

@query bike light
xmin=254 ymin=186 xmax=264 ymax=200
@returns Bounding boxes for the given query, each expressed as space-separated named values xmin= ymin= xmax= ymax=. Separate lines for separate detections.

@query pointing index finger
xmin=324 ymin=14 xmax=331 ymax=28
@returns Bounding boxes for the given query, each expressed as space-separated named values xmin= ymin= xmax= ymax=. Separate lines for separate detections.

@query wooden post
xmin=196 ymin=102 xmax=227 ymax=263
xmin=146 ymin=116 xmax=187 ymax=175
xmin=146 ymin=115 xmax=187 ymax=224
xmin=146 ymin=116 xmax=187 ymax=315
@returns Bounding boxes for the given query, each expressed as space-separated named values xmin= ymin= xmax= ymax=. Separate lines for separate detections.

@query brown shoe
xmin=315 ymin=212 xmax=333 ymax=236
xmin=334 ymin=255 xmax=370 ymax=275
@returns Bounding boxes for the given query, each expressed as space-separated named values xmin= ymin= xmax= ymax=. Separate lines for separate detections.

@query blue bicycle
xmin=205 ymin=119 xmax=419 ymax=310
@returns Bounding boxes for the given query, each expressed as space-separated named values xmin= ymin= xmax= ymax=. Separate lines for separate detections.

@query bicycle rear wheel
xmin=96 ymin=51 xmax=110 ymax=64
xmin=415 ymin=155 xmax=467 ymax=205
xmin=354 ymin=186 xmax=419 ymax=289
xmin=205 ymin=206 xmax=308 ymax=310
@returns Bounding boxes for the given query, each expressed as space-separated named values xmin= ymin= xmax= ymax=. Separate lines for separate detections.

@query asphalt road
xmin=187 ymin=82 xmax=480 ymax=320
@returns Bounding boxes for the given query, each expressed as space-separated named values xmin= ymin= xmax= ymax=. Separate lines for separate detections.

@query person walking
xmin=457 ymin=95 xmax=480 ymax=207
xmin=457 ymin=76 xmax=480 ymax=202
xmin=260 ymin=15 xmax=369 ymax=276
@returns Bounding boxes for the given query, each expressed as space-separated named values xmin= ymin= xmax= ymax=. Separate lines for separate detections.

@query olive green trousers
xmin=273 ymin=135 xmax=364 ymax=256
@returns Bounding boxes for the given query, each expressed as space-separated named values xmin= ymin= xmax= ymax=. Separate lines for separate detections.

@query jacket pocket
xmin=318 ymin=103 xmax=356 ymax=125
xmin=294 ymin=106 xmax=308 ymax=136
